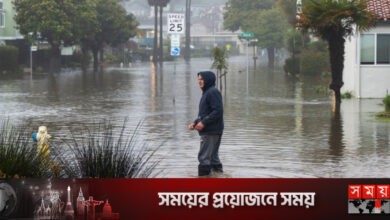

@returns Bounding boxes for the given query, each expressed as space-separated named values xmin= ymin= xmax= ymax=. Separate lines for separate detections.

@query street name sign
xmin=167 ymin=13 xmax=185 ymax=34
xmin=241 ymin=33 xmax=254 ymax=37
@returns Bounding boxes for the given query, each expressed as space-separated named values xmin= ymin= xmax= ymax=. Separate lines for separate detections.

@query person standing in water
xmin=189 ymin=71 xmax=224 ymax=176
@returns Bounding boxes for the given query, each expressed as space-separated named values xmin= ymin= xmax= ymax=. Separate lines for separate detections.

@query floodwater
xmin=0 ymin=56 xmax=389 ymax=178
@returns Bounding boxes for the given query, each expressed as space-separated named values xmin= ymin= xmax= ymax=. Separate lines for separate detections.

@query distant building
xmin=343 ymin=0 xmax=390 ymax=98
xmin=121 ymin=0 xmax=157 ymax=48
xmin=122 ymin=0 xmax=242 ymax=52
xmin=0 ymin=0 xmax=23 ymax=44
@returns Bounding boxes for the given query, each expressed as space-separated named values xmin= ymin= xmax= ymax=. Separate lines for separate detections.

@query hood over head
xmin=197 ymin=71 xmax=216 ymax=91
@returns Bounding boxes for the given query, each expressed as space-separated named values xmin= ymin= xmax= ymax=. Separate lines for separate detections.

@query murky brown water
xmin=1 ymin=57 xmax=389 ymax=177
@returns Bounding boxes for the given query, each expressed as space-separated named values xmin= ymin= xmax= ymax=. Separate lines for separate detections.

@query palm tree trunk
xmin=327 ymin=34 xmax=345 ymax=105
xmin=159 ymin=5 xmax=163 ymax=63
xmin=153 ymin=5 xmax=158 ymax=63
xmin=328 ymin=103 xmax=344 ymax=155
xmin=216 ymin=70 xmax=219 ymax=90
xmin=219 ymin=70 xmax=223 ymax=91
xmin=224 ymin=71 xmax=227 ymax=92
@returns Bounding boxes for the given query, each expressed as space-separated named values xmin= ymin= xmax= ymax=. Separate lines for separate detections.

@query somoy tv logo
xmin=348 ymin=185 xmax=390 ymax=214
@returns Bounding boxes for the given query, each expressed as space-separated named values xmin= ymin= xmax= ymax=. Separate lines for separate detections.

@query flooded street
xmin=0 ymin=56 xmax=389 ymax=177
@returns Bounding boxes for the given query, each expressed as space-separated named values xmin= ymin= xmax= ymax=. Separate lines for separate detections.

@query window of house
xmin=0 ymin=1 xmax=4 ymax=28
xmin=377 ymin=34 xmax=390 ymax=64
xmin=360 ymin=34 xmax=375 ymax=64
xmin=360 ymin=33 xmax=390 ymax=65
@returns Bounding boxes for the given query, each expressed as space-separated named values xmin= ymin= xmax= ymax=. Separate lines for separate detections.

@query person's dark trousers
xmin=198 ymin=134 xmax=223 ymax=176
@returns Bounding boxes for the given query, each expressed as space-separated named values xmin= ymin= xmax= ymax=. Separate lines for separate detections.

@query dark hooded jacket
xmin=194 ymin=71 xmax=224 ymax=135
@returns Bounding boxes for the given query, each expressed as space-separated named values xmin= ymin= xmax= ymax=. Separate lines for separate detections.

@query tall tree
xmin=276 ymin=0 xmax=299 ymax=26
xmin=72 ymin=0 xmax=100 ymax=71
xmin=297 ymin=0 xmax=375 ymax=104
xmin=92 ymin=0 xmax=138 ymax=71
xmin=223 ymin=0 xmax=287 ymax=67
xmin=245 ymin=8 xmax=289 ymax=67
xmin=13 ymin=0 xmax=76 ymax=72
xmin=224 ymin=0 xmax=274 ymax=31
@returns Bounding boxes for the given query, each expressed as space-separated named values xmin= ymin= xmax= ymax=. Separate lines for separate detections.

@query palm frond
xmin=297 ymin=0 xmax=376 ymax=39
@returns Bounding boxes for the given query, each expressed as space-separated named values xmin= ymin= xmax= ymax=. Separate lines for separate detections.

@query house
xmin=121 ymin=0 xmax=166 ymax=48
xmin=342 ymin=0 xmax=390 ymax=98
xmin=0 ymin=0 xmax=23 ymax=44
xmin=121 ymin=0 xmax=155 ymax=35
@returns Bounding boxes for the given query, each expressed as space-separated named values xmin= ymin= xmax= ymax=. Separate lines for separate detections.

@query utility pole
xmin=293 ymin=0 xmax=303 ymax=74
xmin=159 ymin=4 xmax=163 ymax=63
xmin=153 ymin=3 xmax=158 ymax=63
xmin=246 ymin=38 xmax=258 ymax=95
xmin=246 ymin=40 xmax=249 ymax=95
xmin=184 ymin=0 xmax=191 ymax=62
xmin=28 ymin=32 xmax=33 ymax=79
xmin=253 ymin=43 xmax=257 ymax=69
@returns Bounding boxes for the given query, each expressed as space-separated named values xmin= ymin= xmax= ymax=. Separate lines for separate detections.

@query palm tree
xmin=297 ymin=0 xmax=376 ymax=105
xmin=211 ymin=46 xmax=229 ymax=92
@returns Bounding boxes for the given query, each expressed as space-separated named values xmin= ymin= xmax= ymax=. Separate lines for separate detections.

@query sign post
xmin=239 ymin=33 xmax=256 ymax=95
xmin=170 ymin=34 xmax=181 ymax=56
xmin=30 ymin=45 xmax=37 ymax=78
xmin=168 ymin=14 xmax=184 ymax=57
xmin=167 ymin=13 xmax=185 ymax=35
xmin=167 ymin=13 xmax=185 ymax=105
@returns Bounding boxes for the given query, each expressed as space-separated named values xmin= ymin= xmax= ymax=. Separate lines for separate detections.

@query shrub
xmin=283 ymin=57 xmax=300 ymax=75
xmin=70 ymin=50 xmax=89 ymax=68
xmin=0 ymin=120 xmax=53 ymax=178
xmin=307 ymin=40 xmax=328 ymax=53
xmin=56 ymin=120 xmax=162 ymax=178
xmin=299 ymin=49 xmax=330 ymax=75
xmin=35 ymin=49 xmax=52 ymax=71
xmin=384 ymin=95 xmax=390 ymax=112
xmin=0 ymin=46 xmax=19 ymax=74
xmin=315 ymin=85 xmax=329 ymax=95
xmin=341 ymin=91 xmax=353 ymax=99
xmin=104 ymin=54 xmax=122 ymax=65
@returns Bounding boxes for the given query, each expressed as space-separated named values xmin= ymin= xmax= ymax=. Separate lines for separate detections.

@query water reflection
xmin=294 ymin=80 xmax=303 ymax=146
xmin=329 ymin=104 xmax=345 ymax=159
xmin=0 ymin=57 xmax=389 ymax=177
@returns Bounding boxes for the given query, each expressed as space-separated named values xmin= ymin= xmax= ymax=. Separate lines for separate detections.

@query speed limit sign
xmin=167 ymin=13 xmax=185 ymax=34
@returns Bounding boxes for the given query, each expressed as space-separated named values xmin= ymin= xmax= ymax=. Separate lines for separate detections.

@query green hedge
xmin=384 ymin=95 xmax=390 ymax=112
xmin=299 ymin=50 xmax=330 ymax=75
xmin=0 ymin=45 xmax=19 ymax=74
xmin=283 ymin=56 xmax=300 ymax=75
xmin=283 ymin=40 xmax=330 ymax=76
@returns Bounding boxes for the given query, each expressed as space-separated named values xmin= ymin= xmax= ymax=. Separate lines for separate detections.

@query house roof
xmin=366 ymin=0 xmax=390 ymax=21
